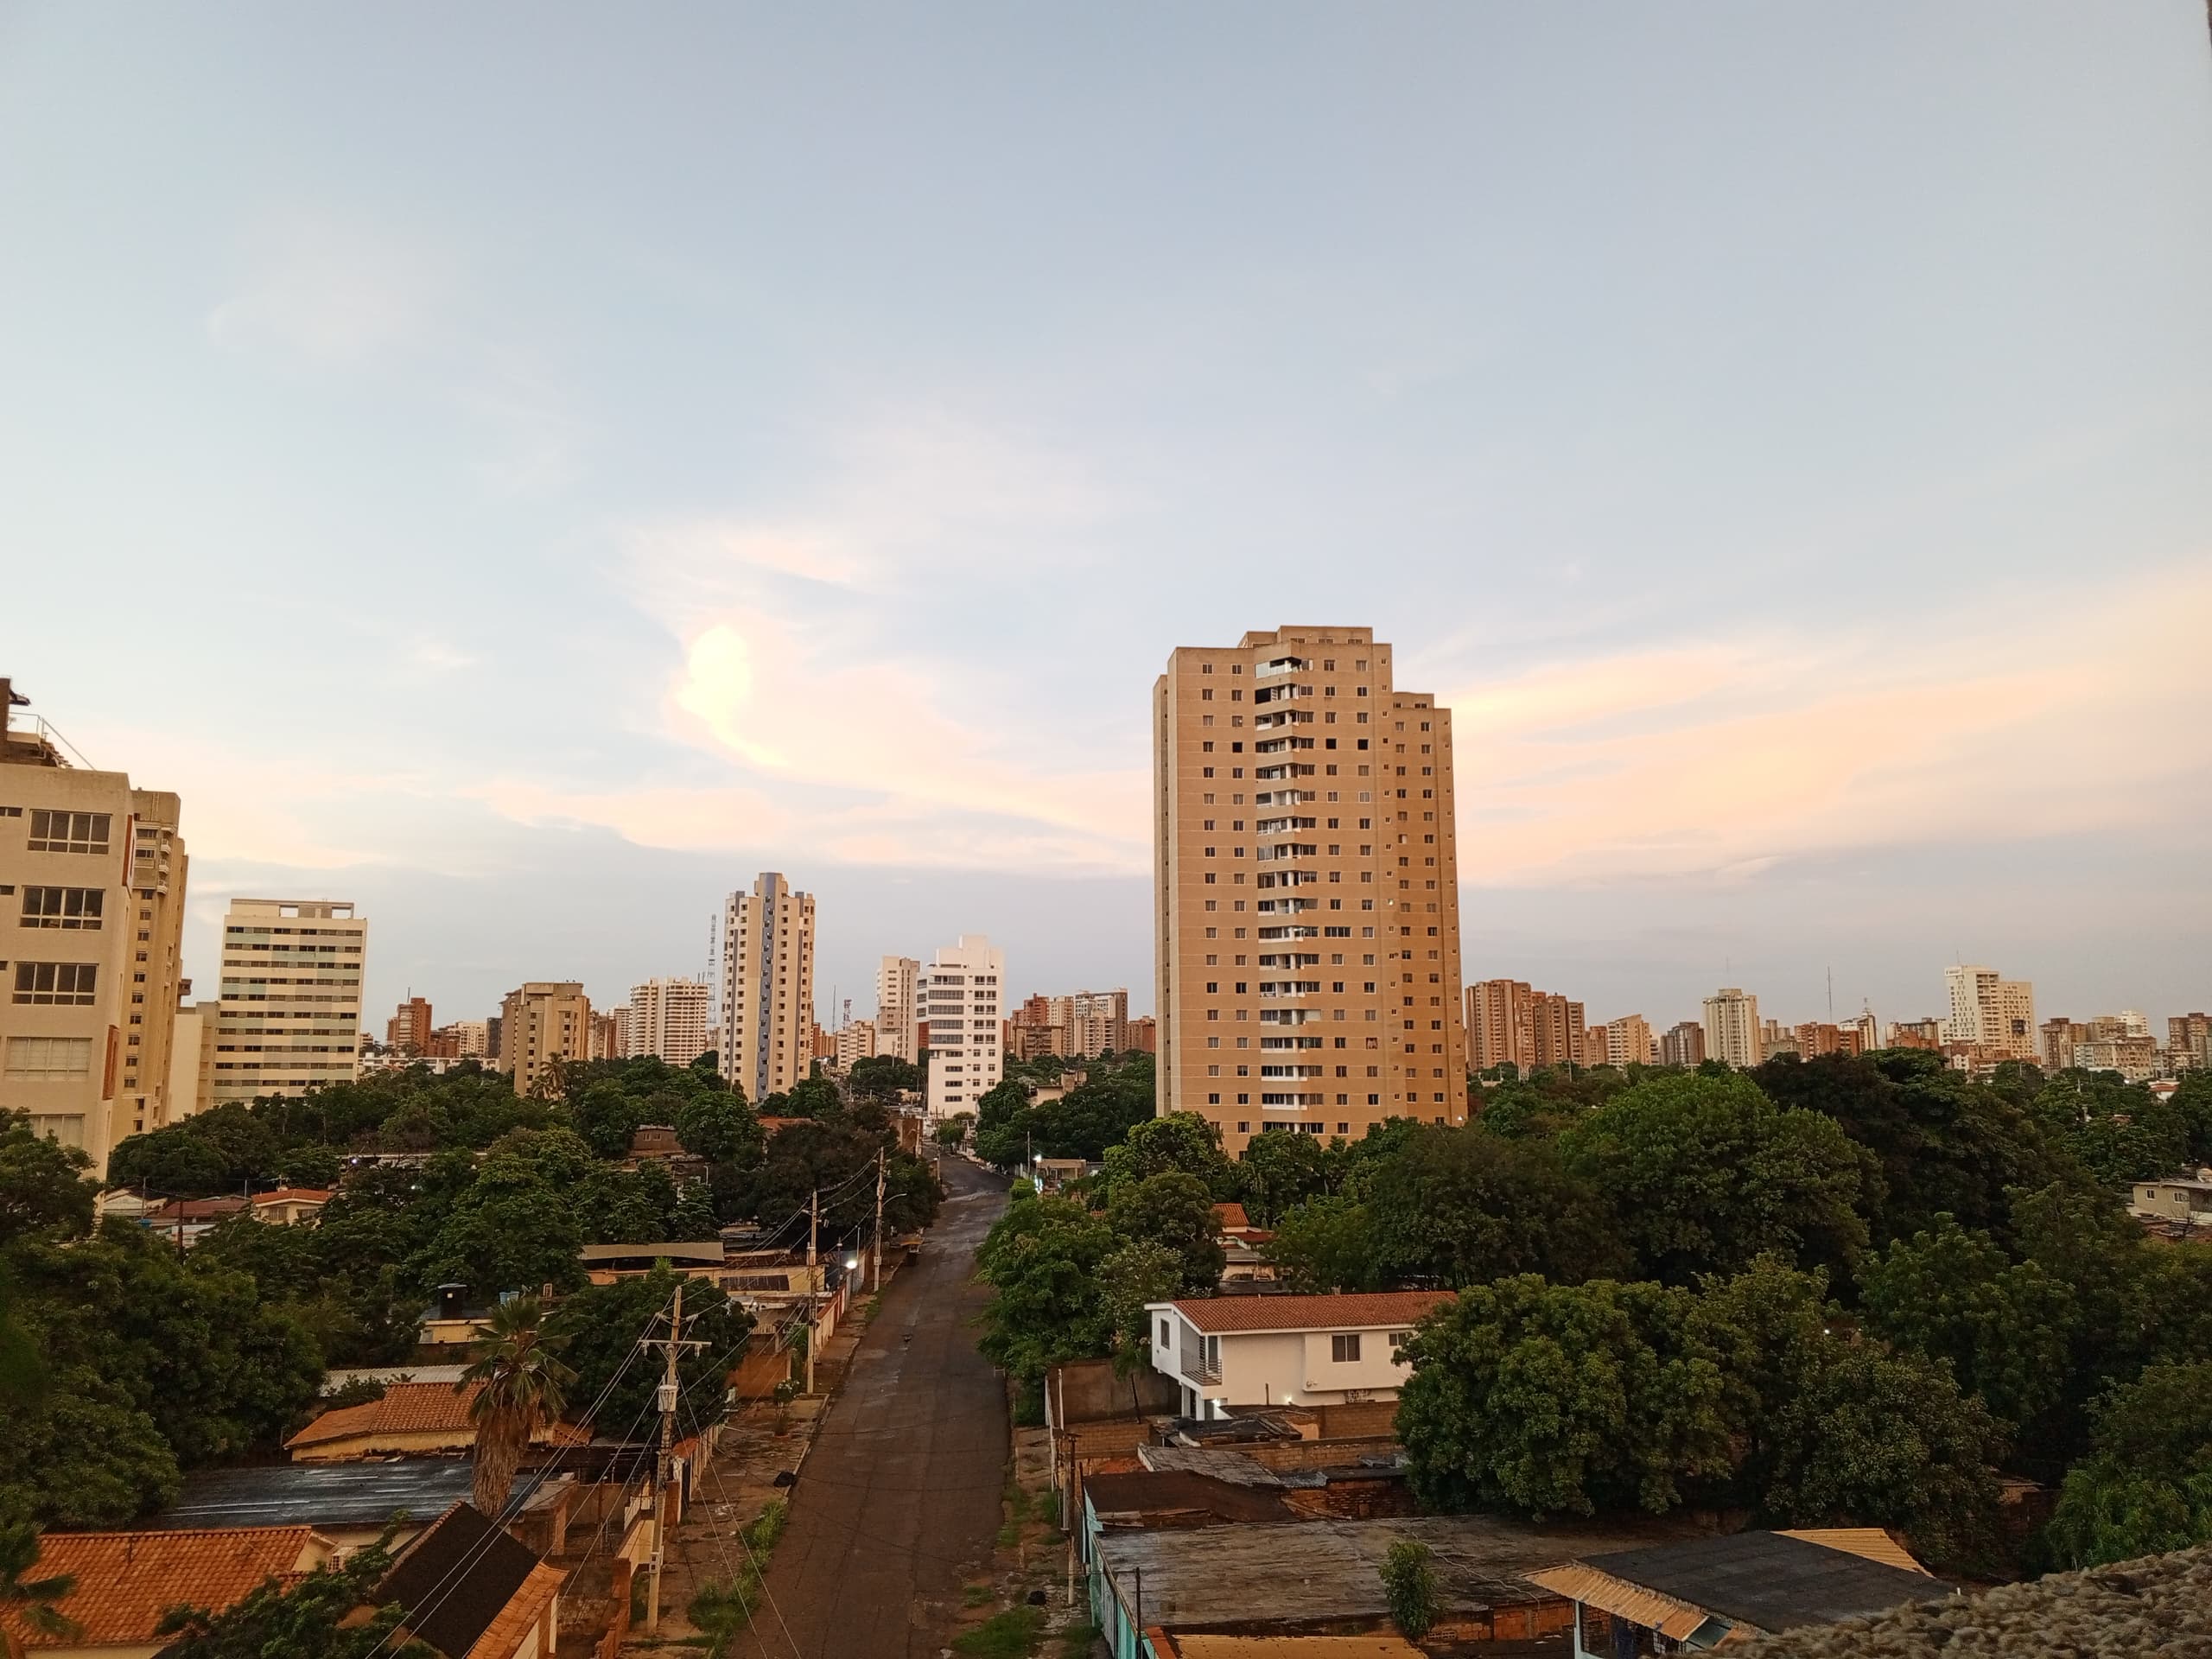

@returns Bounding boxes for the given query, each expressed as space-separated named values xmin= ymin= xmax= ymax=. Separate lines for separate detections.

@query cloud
xmin=206 ymin=217 xmax=450 ymax=368
xmin=1440 ymin=561 xmax=2212 ymax=885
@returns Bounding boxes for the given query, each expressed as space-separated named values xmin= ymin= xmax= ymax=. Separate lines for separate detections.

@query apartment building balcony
xmin=1255 ymin=898 xmax=1319 ymax=914
xmin=1259 ymin=1008 xmax=1320 ymax=1025
xmin=1260 ymin=1065 xmax=1325 ymax=1078
xmin=1256 ymin=954 xmax=1320 ymax=969
xmin=1254 ymin=763 xmax=1316 ymax=780
xmin=1258 ymin=982 xmax=1322 ymax=1000
xmin=1257 ymin=925 xmax=1319 ymax=941
xmin=1253 ymin=790 xmax=1312 ymax=807
xmin=1255 ymin=656 xmax=1304 ymax=677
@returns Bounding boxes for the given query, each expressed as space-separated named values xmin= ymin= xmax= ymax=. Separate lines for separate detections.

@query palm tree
xmin=458 ymin=1297 xmax=575 ymax=1520
xmin=1 ymin=1522 xmax=80 ymax=1659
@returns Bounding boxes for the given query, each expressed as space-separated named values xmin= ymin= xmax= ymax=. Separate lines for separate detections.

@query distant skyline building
xmin=1660 ymin=1020 xmax=1706 ymax=1068
xmin=626 ymin=976 xmax=711 ymax=1065
xmin=720 ymin=871 xmax=816 ymax=1102
xmin=876 ymin=955 xmax=921 ymax=1063
xmin=0 ymin=678 xmax=191 ymax=1172
xmin=210 ymin=899 xmax=365 ymax=1109
xmin=1466 ymin=981 xmax=1591 ymax=1071
xmin=923 ymin=934 xmax=1003 ymax=1121
xmin=1942 ymin=964 xmax=2037 ymax=1060
xmin=1702 ymin=987 xmax=1763 ymax=1069
xmin=1601 ymin=1014 xmax=1657 ymax=1068
xmin=1154 ymin=627 xmax=1467 ymax=1152
xmin=832 ymin=1018 xmax=878 ymax=1068
xmin=500 ymin=980 xmax=590 ymax=1096
xmin=385 ymin=995 xmax=432 ymax=1054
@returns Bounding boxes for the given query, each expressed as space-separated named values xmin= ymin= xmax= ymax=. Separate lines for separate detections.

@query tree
xmin=1365 ymin=1127 xmax=1629 ymax=1288
xmin=556 ymin=1269 xmax=752 ymax=1440
xmin=2008 ymin=1179 xmax=2154 ymax=1452
xmin=1380 ymin=1540 xmax=1440 ymax=1640
xmin=0 ymin=1368 xmax=181 ymax=1528
xmin=1098 ymin=1242 xmax=1181 ymax=1376
xmin=1396 ymin=1276 xmax=1732 ymax=1518
xmin=1099 ymin=1114 xmax=1234 ymax=1201
xmin=973 ymin=1194 xmax=1116 ymax=1382
xmin=0 ymin=1521 xmax=80 ymax=1658
xmin=1264 ymin=1197 xmax=1381 ymax=1294
xmin=1560 ymin=1071 xmax=1871 ymax=1284
xmin=2031 ymin=1071 xmax=2190 ymax=1186
xmin=1232 ymin=1131 xmax=1335 ymax=1226
xmin=0 ymin=1117 xmax=95 ymax=1245
xmin=2173 ymin=1069 xmax=2212 ymax=1166
xmin=847 ymin=1056 xmax=922 ymax=1103
xmin=2045 ymin=1362 xmax=2212 ymax=1568
xmin=674 ymin=1091 xmax=762 ymax=1166
xmin=1105 ymin=1173 xmax=1224 ymax=1293
xmin=1857 ymin=1215 xmax=2075 ymax=1431
xmin=458 ymin=1298 xmax=574 ymax=1518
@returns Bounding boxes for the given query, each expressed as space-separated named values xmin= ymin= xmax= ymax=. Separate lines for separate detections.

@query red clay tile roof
xmin=1211 ymin=1202 xmax=1252 ymax=1230
xmin=287 ymin=1380 xmax=483 ymax=1449
xmin=1169 ymin=1291 xmax=1452 ymax=1335
xmin=251 ymin=1187 xmax=334 ymax=1205
xmin=0 ymin=1527 xmax=319 ymax=1648
xmin=464 ymin=1560 xmax=567 ymax=1658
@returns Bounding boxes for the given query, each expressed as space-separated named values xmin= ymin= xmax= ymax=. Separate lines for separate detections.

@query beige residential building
xmin=385 ymin=995 xmax=433 ymax=1053
xmin=208 ymin=899 xmax=365 ymax=1109
xmin=167 ymin=997 xmax=217 ymax=1121
xmin=1702 ymin=987 xmax=1764 ymax=1069
xmin=832 ymin=1019 xmax=879 ymax=1067
xmin=500 ymin=981 xmax=591 ymax=1096
xmin=2040 ymin=1018 xmax=2088 ymax=1072
xmin=719 ymin=872 xmax=816 ymax=1101
xmin=1942 ymin=964 xmax=2037 ymax=1060
xmin=442 ymin=1018 xmax=491 ymax=1058
xmin=924 ymin=934 xmax=1004 ymax=1120
xmin=626 ymin=976 xmax=711 ymax=1065
xmin=2169 ymin=1012 xmax=2210 ymax=1072
xmin=1154 ymin=626 xmax=1466 ymax=1154
xmin=1465 ymin=980 xmax=1591 ymax=1071
xmin=1053 ymin=988 xmax=1130 ymax=1057
xmin=1600 ymin=1014 xmax=1658 ymax=1068
xmin=876 ymin=954 xmax=921 ymax=1062
xmin=0 ymin=681 xmax=190 ymax=1173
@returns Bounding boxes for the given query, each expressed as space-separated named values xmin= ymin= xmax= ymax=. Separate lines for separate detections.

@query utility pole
xmin=805 ymin=1188 xmax=821 ymax=1395
xmin=872 ymin=1149 xmax=887 ymax=1292
xmin=645 ymin=1283 xmax=708 ymax=1635
xmin=806 ymin=1188 xmax=819 ymax=1268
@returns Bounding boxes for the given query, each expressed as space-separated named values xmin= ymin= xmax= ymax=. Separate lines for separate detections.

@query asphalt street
xmin=737 ymin=1151 xmax=1012 ymax=1659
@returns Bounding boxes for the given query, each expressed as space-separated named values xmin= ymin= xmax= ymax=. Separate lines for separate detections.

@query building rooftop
xmin=378 ymin=1502 xmax=543 ymax=1658
xmin=287 ymin=1380 xmax=480 ymax=1449
xmin=1534 ymin=1531 xmax=1943 ymax=1640
xmin=577 ymin=1240 xmax=726 ymax=1265
xmin=1154 ymin=1637 xmax=1423 ymax=1659
xmin=1738 ymin=1542 xmax=2211 ymax=1656
xmin=0 ymin=1527 xmax=321 ymax=1649
xmin=1162 ymin=1290 xmax=1452 ymax=1336
xmin=146 ymin=1459 xmax=476 ymax=1533
xmin=1091 ymin=1513 xmax=1685 ymax=1629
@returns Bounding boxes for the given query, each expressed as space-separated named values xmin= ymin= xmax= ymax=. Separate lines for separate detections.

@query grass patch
xmin=744 ymin=1497 xmax=788 ymax=1552
xmin=686 ymin=1501 xmax=791 ymax=1658
xmin=963 ymin=1583 xmax=995 ymax=1608
xmin=1058 ymin=1622 xmax=1102 ymax=1656
xmin=952 ymin=1605 xmax=1046 ymax=1657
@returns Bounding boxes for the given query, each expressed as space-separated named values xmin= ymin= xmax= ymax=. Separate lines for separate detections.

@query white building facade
xmin=626 ymin=976 xmax=712 ymax=1065
xmin=210 ymin=899 xmax=366 ymax=1108
xmin=1144 ymin=1290 xmax=1451 ymax=1421
xmin=1701 ymin=987 xmax=1763 ymax=1070
xmin=876 ymin=954 xmax=920 ymax=1063
xmin=922 ymin=934 xmax=1003 ymax=1120
xmin=1942 ymin=964 xmax=2037 ymax=1059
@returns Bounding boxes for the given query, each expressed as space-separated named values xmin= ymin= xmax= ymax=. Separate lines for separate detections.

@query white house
xmin=2132 ymin=1172 xmax=2212 ymax=1224
xmin=1144 ymin=1290 xmax=1452 ymax=1420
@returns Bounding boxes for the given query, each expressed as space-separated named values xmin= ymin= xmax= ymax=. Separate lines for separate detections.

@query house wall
xmin=293 ymin=1427 xmax=472 ymax=1462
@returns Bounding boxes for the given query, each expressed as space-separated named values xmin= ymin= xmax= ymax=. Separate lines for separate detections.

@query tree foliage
xmin=149 ymin=1535 xmax=431 ymax=1659
xmin=1364 ymin=1127 xmax=1629 ymax=1288
xmin=2046 ymin=1362 xmax=2212 ymax=1568
xmin=973 ymin=1193 xmax=1116 ymax=1382
xmin=1104 ymin=1173 xmax=1224 ymax=1294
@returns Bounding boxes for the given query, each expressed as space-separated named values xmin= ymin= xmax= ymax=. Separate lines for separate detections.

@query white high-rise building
xmin=877 ymin=955 xmax=921 ymax=1063
xmin=209 ymin=899 xmax=366 ymax=1107
xmin=719 ymin=872 xmax=816 ymax=1102
xmin=627 ymin=976 xmax=712 ymax=1065
xmin=1701 ymin=987 xmax=1763 ymax=1070
xmin=1941 ymin=965 xmax=2037 ymax=1059
xmin=923 ymin=935 xmax=1003 ymax=1121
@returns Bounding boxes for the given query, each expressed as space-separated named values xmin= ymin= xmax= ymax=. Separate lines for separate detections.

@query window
xmin=27 ymin=810 xmax=111 ymax=854
xmin=12 ymin=962 xmax=98 ymax=1005
xmin=3 ymin=1036 xmax=93 ymax=1079
xmin=19 ymin=887 xmax=104 ymax=928
xmin=1159 ymin=1319 xmax=1173 ymax=1349
xmin=1331 ymin=1333 xmax=1362 ymax=1363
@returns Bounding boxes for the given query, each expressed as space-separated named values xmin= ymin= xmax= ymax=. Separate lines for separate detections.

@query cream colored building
xmin=1942 ymin=964 xmax=2037 ymax=1060
xmin=208 ymin=899 xmax=365 ymax=1108
xmin=626 ymin=976 xmax=711 ymax=1065
xmin=719 ymin=872 xmax=816 ymax=1101
xmin=166 ymin=998 xmax=218 ymax=1121
xmin=923 ymin=934 xmax=1004 ymax=1120
xmin=0 ymin=680 xmax=190 ymax=1173
xmin=500 ymin=981 xmax=591 ymax=1096
xmin=876 ymin=954 xmax=921 ymax=1062
xmin=832 ymin=1018 xmax=879 ymax=1067
xmin=1053 ymin=988 xmax=1129 ymax=1058
xmin=448 ymin=1018 xmax=491 ymax=1058
xmin=1601 ymin=1014 xmax=1659 ymax=1067
xmin=1154 ymin=627 xmax=1467 ymax=1154
xmin=1702 ymin=987 xmax=1763 ymax=1070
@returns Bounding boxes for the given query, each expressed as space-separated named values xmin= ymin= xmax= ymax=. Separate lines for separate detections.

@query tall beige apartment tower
xmin=719 ymin=872 xmax=816 ymax=1102
xmin=209 ymin=899 xmax=366 ymax=1107
xmin=1702 ymin=987 xmax=1763 ymax=1069
xmin=876 ymin=955 xmax=921 ymax=1063
xmin=0 ymin=678 xmax=190 ymax=1174
xmin=626 ymin=976 xmax=712 ymax=1065
xmin=1154 ymin=626 xmax=1466 ymax=1154
xmin=500 ymin=981 xmax=591 ymax=1096
xmin=1942 ymin=964 xmax=2037 ymax=1060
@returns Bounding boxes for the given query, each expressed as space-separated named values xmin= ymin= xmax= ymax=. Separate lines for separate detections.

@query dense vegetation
xmin=971 ymin=1050 xmax=2212 ymax=1573
xmin=0 ymin=1051 xmax=940 ymax=1531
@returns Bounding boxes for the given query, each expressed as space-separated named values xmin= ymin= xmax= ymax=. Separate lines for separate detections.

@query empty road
xmin=738 ymin=1151 xmax=1011 ymax=1659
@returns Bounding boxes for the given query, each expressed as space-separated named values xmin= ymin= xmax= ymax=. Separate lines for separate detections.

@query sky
xmin=3 ymin=3 xmax=2209 ymax=1038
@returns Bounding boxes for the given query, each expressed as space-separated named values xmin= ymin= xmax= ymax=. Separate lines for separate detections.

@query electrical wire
xmin=679 ymin=1385 xmax=806 ymax=1659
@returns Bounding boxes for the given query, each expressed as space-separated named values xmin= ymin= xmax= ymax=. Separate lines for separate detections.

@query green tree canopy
xmin=1262 ymin=1195 xmax=1380 ymax=1294
xmin=1105 ymin=1172 xmax=1225 ymax=1293
xmin=2045 ymin=1362 xmax=2212 ymax=1568
xmin=973 ymin=1193 xmax=1116 ymax=1382
xmin=0 ymin=1116 xmax=95 ymax=1245
xmin=1231 ymin=1130 xmax=1337 ymax=1226
xmin=2031 ymin=1070 xmax=2191 ymax=1186
xmin=1560 ymin=1071 xmax=1871 ymax=1284
xmin=1097 ymin=1241 xmax=1181 ymax=1376
xmin=150 ymin=1535 xmax=431 ymax=1659
xmin=1365 ymin=1126 xmax=1630 ymax=1288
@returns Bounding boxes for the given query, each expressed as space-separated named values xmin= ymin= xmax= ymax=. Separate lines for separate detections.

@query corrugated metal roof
xmin=1523 ymin=1564 xmax=1709 ymax=1640
xmin=1160 ymin=1635 xmax=1427 ymax=1658
xmin=1777 ymin=1529 xmax=1929 ymax=1574
xmin=1165 ymin=1291 xmax=1452 ymax=1335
